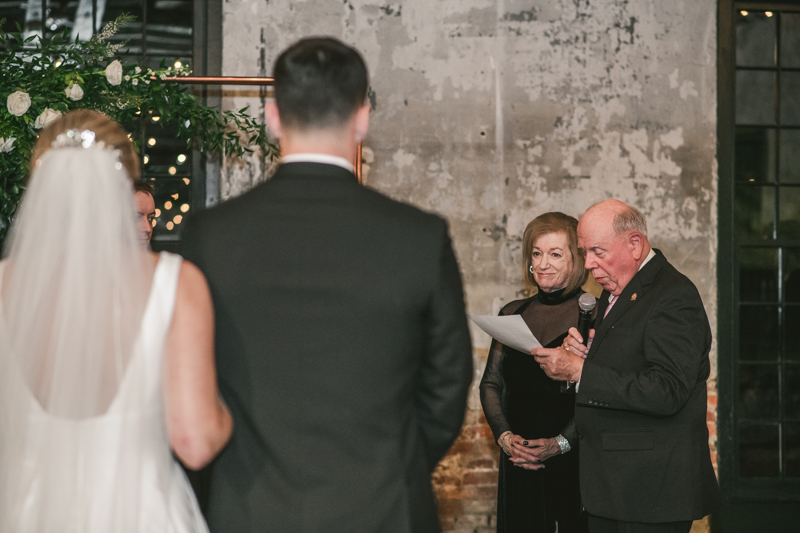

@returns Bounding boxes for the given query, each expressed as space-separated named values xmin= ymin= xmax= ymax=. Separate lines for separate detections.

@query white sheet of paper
xmin=469 ymin=314 xmax=542 ymax=353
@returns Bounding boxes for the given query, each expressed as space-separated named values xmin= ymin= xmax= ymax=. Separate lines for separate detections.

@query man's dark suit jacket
xmin=181 ymin=162 xmax=473 ymax=533
xmin=575 ymin=250 xmax=720 ymax=523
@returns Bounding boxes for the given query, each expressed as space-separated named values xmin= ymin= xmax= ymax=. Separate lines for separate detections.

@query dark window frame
xmin=717 ymin=0 xmax=800 ymax=514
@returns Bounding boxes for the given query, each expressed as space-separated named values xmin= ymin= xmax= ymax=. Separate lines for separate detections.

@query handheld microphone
xmin=576 ymin=293 xmax=597 ymax=346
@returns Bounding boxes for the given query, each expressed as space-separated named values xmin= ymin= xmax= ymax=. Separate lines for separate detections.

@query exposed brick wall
xmin=707 ymin=383 xmax=719 ymax=474
xmin=434 ymin=385 xmax=499 ymax=533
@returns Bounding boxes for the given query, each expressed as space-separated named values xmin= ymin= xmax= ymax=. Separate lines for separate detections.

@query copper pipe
xmin=153 ymin=76 xmax=275 ymax=85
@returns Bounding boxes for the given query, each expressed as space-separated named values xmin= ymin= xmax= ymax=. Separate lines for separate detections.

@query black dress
xmin=479 ymin=288 xmax=589 ymax=533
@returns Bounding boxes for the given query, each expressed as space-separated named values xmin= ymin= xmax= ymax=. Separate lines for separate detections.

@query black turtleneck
xmin=536 ymin=286 xmax=582 ymax=306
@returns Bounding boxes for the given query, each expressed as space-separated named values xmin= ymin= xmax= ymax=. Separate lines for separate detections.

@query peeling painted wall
xmin=220 ymin=0 xmax=718 ymax=529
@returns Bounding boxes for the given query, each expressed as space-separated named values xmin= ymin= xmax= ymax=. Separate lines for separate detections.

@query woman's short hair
xmin=30 ymin=109 xmax=140 ymax=181
xmin=522 ymin=211 xmax=588 ymax=294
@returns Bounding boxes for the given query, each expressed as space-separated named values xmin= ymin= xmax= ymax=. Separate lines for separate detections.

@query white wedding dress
xmin=0 ymin=252 xmax=208 ymax=533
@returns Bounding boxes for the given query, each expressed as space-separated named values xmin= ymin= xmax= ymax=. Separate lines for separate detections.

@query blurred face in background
xmin=531 ymin=232 xmax=573 ymax=293
xmin=134 ymin=191 xmax=155 ymax=245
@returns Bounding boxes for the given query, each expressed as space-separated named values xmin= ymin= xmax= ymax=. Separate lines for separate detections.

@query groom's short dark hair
xmin=273 ymin=37 xmax=368 ymax=130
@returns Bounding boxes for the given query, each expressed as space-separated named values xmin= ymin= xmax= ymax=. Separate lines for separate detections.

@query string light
xmin=180 ymin=203 xmax=190 ymax=213
xmin=171 ymin=193 xmax=179 ymax=200
xmin=168 ymin=166 xmax=177 ymax=175
xmin=166 ymin=222 xmax=174 ymax=230
xmin=182 ymin=178 xmax=190 ymax=185
xmin=147 ymin=138 xmax=156 ymax=146
xmin=173 ymin=215 xmax=183 ymax=224
xmin=177 ymin=154 xmax=187 ymax=163
xmin=155 ymin=208 xmax=161 ymax=217
xmin=143 ymin=155 xmax=149 ymax=164
xmin=174 ymin=60 xmax=182 ymax=69
xmin=164 ymin=201 xmax=173 ymax=210
xmin=741 ymin=10 xmax=749 ymax=16
xmin=151 ymin=116 xmax=160 ymax=122
xmin=766 ymin=11 xmax=773 ymax=17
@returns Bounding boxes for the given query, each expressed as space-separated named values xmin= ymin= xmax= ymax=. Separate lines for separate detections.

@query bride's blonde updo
xmin=30 ymin=109 xmax=140 ymax=181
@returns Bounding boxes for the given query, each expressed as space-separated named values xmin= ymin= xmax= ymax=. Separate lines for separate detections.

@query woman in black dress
xmin=480 ymin=212 xmax=593 ymax=533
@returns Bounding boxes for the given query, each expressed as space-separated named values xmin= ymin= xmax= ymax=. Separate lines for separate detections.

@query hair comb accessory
xmin=47 ymin=129 xmax=124 ymax=171
xmin=51 ymin=129 xmax=106 ymax=150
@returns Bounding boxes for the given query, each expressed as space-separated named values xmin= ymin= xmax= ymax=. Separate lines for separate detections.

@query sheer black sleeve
xmin=479 ymin=336 xmax=510 ymax=441
xmin=478 ymin=299 xmax=529 ymax=441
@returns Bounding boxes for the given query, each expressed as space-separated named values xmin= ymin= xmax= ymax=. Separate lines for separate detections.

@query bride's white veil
xmin=4 ymin=132 xmax=146 ymax=416
xmin=0 ymin=123 xmax=152 ymax=530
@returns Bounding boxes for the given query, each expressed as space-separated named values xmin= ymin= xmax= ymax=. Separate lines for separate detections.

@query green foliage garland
xmin=0 ymin=14 xmax=278 ymax=243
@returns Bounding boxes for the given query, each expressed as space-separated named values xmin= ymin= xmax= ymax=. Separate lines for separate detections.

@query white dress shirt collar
xmin=281 ymin=153 xmax=355 ymax=173
xmin=639 ymin=248 xmax=656 ymax=271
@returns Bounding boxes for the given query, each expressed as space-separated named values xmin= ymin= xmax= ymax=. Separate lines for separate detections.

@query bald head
xmin=578 ymin=200 xmax=651 ymax=295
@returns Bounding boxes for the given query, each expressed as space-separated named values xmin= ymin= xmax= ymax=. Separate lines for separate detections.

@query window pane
xmin=784 ymin=308 xmax=800 ymax=359
xmin=739 ymin=423 xmax=780 ymax=477
xmin=786 ymin=423 xmax=800 ymax=477
xmin=779 ymin=129 xmax=800 ymax=183
xmin=787 ymin=365 xmax=800 ymax=417
xmin=151 ymin=177 xmax=191 ymax=240
xmin=785 ymin=249 xmax=800 ymax=303
xmin=0 ymin=1 xmax=27 ymax=43
xmin=779 ymin=187 xmax=800 ymax=239
xmin=20 ymin=0 xmax=44 ymax=40
xmin=737 ymin=11 xmax=777 ymax=67
xmin=739 ymin=305 xmax=778 ymax=360
xmin=735 ymin=186 xmax=775 ymax=240
xmin=143 ymin=120 xmax=191 ymax=240
xmin=147 ymin=0 xmax=193 ymax=57
xmin=781 ymin=13 xmax=800 ymax=68
xmin=740 ymin=247 xmax=778 ymax=302
xmin=45 ymin=0 xmax=75 ymax=38
xmin=781 ymin=72 xmax=800 ymax=126
xmin=736 ymin=127 xmax=776 ymax=183
xmin=739 ymin=364 xmax=779 ymax=419
xmin=737 ymin=71 xmax=776 ymax=125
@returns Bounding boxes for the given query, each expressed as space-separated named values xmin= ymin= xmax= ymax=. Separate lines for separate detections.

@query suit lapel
xmin=586 ymin=250 xmax=666 ymax=360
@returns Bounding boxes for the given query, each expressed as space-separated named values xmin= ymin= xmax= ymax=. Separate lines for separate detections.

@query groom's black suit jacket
xmin=181 ymin=162 xmax=473 ymax=533
xmin=575 ymin=250 xmax=721 ymax=523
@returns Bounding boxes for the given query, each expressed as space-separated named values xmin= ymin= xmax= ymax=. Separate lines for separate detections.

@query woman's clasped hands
xmin=499 ymin=432 xmax=562 ymax=470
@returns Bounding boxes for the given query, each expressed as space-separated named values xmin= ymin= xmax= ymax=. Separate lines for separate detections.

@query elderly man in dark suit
xmin=532 ymin=199 xmax=720 ymax=533
xmin=181 ymin=37 xmax=473 ymax=533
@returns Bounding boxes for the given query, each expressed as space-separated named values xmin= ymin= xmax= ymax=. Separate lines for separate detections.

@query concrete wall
xmin=219 ymin=0 xmax=718 ymax=530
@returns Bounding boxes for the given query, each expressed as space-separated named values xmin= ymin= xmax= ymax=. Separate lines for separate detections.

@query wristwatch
xmin=555 ymin=434 xmax=571 ymax=454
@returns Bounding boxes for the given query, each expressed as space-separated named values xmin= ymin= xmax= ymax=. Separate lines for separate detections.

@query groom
xmin=182 ymin=38 xmax=473 ymax=532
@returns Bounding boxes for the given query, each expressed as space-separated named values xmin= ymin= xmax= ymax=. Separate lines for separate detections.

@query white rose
xmin=105 ymin=60 xmax=123 ymax=86
xmin=124 ymin=75 xmax=130 ymax=81
xmin=7 ymin=91 xmax=31 ymax=116
xmin=34 ymin=108 xmax=62 ymax=129
xmin=159 ymin=73 xmax=167 ymax=80
xmin=65 ymin=83 xmax=84 ymax=101
xmin=135 ymin=66 xmax=141 ymax=74
xmin=0 ymin=137 xmax=16 ymax=153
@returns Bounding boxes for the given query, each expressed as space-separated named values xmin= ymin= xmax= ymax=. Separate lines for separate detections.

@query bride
xmin=0 ymin=110 xmax=232 ymax=532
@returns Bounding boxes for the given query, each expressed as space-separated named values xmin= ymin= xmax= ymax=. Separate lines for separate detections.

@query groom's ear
xmin=265 ymin=102 xmax=283 ymax=139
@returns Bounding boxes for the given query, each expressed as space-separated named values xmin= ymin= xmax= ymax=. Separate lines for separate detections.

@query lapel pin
xmin=631 ymin=293 xmax=637 ymax=301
